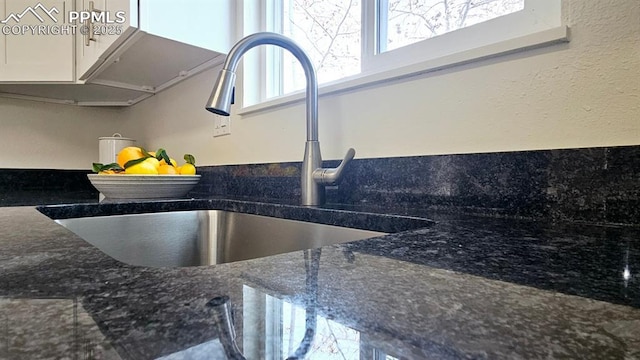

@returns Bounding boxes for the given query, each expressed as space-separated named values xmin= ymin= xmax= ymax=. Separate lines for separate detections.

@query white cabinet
xmin=76 ymin=0 xmax=138 ymax=80
xmin=76 ymin=0 xmax=234 ymax=103
xmin=0 ymin=0 xmax=235 ymax=105
xmin=139 ymin=0 xmax=233 ymax=54
xmin=0 ymin=0 xmax=74 ymax=81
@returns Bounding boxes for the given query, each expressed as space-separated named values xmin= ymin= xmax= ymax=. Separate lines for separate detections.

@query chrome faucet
xmin=206 ymin=32 xmax=355 ymax=206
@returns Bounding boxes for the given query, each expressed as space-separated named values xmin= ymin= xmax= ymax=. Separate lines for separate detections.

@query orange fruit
xmin=158 ymin=164 xmax=178 ymax=175
xmin=117 ymin=147 xmax=145 ymax=168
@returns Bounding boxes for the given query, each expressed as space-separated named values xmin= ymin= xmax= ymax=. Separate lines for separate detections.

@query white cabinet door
xmin=139 ymin=0 xmax=234 ymax=53
xmin=76 ymin=0 xmax=137 ymax=80
xmin=0 ymin=0 xmax=74 ymax=81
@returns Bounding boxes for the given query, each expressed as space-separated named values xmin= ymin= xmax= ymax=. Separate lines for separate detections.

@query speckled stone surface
xmin=0 ymin=169 xmax=98 ymax=206
xmin=1 ymin=200 xmax=640 ymax=359
xmin=3 ymin=145 xmax=639 ymax=224
xmin=37 ymin=198 xmax=434 ymax=233
xmin=192 ymin=145 xmax=640 ymax=226
xmin=0 ymin=298 xmax=120 ymax=359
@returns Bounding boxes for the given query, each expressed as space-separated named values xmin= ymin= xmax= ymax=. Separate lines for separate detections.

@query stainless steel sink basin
xmin=56 ymin=211 xmax=384 ymax=267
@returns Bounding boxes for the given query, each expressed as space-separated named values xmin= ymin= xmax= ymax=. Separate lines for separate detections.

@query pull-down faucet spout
xmin=206 ymin=32 xmax=355 ymax=206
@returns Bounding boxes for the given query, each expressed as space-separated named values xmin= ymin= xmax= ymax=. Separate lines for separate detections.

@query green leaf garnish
xmin=156 ymin=148 xmax=171 ymax=164
xmin=92 ymin=163 xmax=124 ymax=173
xmin=184 ymin=154 xmax=196 ymax=165
xmin=140 ymin=147 xmax=153 ymax=158
xmin=124 ymin=157 xmax=150 ymax=169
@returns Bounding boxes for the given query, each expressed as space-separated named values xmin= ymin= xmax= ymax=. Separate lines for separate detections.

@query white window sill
xmin=237 ymin=26 xmax=569 ymax=117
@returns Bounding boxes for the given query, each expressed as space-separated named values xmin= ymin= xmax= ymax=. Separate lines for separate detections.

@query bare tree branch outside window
xmin=282 ymin=0 xmax=361 ymax=94
xmin=276 ymin=0 xmax=524 ymax=95
xmin=384 ymin=0 xmax=525 ymax=51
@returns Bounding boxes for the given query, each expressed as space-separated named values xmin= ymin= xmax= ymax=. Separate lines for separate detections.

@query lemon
xmin=148 ymin=150 xmax=176 ymax=167
xmin=158 ymin=164 xmax=178 ymax=175
xmin=125 ymin=158 xmax=159 ymax=175
xmin=98 ymin=170 xmax=117 ymax=175
xmin=160 ymin=158 xmax=177 ymax=167
xmin=179 ymin=163 xmax=196 ymax=175
xmin=146 ymin=157 xmax=160 ymax=169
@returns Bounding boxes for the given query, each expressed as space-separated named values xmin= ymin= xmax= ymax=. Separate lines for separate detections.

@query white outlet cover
xmin=213 ymin=116 xmax=231 ymax=137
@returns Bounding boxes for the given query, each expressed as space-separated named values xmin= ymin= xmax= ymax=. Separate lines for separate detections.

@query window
xmin=379 ymin=0 xmax=525 ymax=53
xmin=242 ymin=285 xmax=406 ymax=359
xmin=241 ymin=0 xmax=565 ymax=109
xmin=280 ymin=0 xmax=362 ymax=95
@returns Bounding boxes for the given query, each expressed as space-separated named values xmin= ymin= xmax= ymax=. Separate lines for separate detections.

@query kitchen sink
xmin=55 ymin=210 xmax=386 ymax=267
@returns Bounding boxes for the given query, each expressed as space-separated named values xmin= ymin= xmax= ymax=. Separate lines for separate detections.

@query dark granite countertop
xmin=1 ymin=198 xmax=640 ymax=359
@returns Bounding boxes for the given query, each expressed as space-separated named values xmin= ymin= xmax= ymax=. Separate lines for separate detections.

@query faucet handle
xmin=313 ymin=148 xmax=356 ymax=186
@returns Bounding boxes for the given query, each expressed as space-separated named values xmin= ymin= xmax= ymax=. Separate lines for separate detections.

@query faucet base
xmin=301 ymin=141 xmax=324 ymax=206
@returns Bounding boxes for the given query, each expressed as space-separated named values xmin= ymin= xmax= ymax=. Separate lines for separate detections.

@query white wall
xmin=124 ymin=1 xmax=639 ymax=167
xmin=0 ymin=97 xmax=133 ymax=169
xmin=2 ymin=1 xmax=638 ymax=170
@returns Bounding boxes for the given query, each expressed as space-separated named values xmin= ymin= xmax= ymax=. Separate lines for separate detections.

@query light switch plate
xmin=213 ymin=116 xmax=231 ymax=137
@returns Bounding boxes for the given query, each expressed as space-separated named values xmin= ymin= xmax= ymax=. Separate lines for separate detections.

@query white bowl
xmin=88 ymin=174 xmax=201 ymax=199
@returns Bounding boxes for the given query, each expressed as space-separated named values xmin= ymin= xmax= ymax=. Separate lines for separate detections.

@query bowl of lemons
xmin=88 ymin=147 xmax=201 ymax=199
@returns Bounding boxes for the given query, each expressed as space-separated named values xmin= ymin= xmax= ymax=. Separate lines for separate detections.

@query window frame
xmin=237 ymin=0 xmax=568 ymax=115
